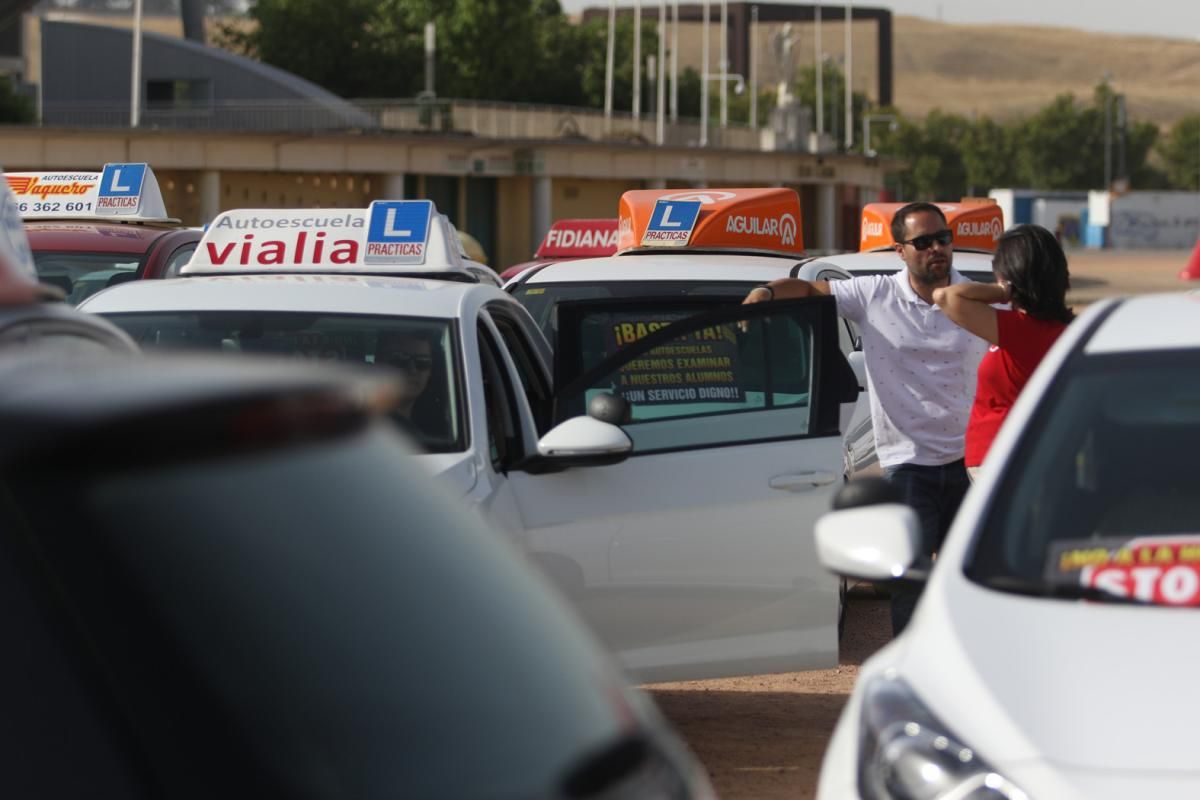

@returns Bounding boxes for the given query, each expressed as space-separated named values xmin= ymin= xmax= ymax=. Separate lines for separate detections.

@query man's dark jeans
xmin=882 ymin=459 xmax=970 ymax=636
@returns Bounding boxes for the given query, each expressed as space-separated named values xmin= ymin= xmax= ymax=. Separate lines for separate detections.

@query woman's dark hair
xmin=992 ymin=224 xmax=1075 ymax=324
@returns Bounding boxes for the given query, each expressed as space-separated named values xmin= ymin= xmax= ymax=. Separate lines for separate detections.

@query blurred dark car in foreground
xmin=0 ymin=354 xmax=712 ymax=799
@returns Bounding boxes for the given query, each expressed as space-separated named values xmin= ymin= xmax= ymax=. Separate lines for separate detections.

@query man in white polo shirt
xmin=743 ymin=202 xmax=987 ymax=635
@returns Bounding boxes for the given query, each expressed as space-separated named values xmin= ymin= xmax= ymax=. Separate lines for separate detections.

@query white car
xmin=81 ymin=197 xmax=862 ymax=683
xmin=507 ymin=188 xmax=875 ymax=474
xmin=815 ymin=290 xmax=1200 ymax=799
xmin=799 ymin=200 xmax=1003 ymax=284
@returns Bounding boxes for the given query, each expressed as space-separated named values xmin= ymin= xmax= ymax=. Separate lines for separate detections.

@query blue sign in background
xmin=367 ymin=200 xmax=433 ymax=245
xmin=646 ymin=199 xmax=701 ymax=234
xmin=99 ymin=163 xmax=147 ymax=198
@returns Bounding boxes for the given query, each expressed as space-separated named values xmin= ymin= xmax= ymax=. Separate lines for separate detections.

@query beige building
xmin=4 ymin=10 xmax=897 ymax=271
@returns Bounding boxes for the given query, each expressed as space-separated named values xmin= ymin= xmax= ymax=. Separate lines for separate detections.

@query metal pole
xmin=719 ymin=0 xmax=728 ymax=128
xmin=424 ymin=21 xmax=436 ymax=96
xmin=701 ymin=0 xmax=709 ymax=145
xmin=1103 ymin=81 xmax=1112 ymax=190
xmin=815 ymin=3 xmax=823 ymax=137
xmin=130 ymin=0 xmax=143 ymax=127
xmin=749 ymin=5 xmax=758 ymax=129
xmin=605 ymin=0 xmax=616 ymax=132
xmin=670 ymin=0 xmax=679 ymax=122
xmin=844 ymin=0 xmax=853 ymax=151
xmin=633 ymin=0 xmax=642 ymax=119
xmin=658 ymin=0 xmax=667 ymax=143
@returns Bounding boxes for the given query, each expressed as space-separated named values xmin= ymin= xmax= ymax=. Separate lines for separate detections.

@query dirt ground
xmin=646 ymin=248 xmax=1195 ymax=799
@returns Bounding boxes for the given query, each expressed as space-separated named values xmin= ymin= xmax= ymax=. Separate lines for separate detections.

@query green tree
xmin=1012 ymin=92 xmax=1103 ymax=189
xmin=882 ymin=110 xmax=972 ymax=199
xmin=1157 ymin=114 xmax=1200 ymax=190
xmin=960 ymin=116 xmax=1018 ymax=195
xmin=217 ymin=0 xmax=422 ymax=98
xmin=792 ymin=62 xmax=869 ymax=151
xmin=219 ymin=0 xmax=587 ymax=103
xmin=434 ymin=0 xmax=585 ymax=104
xmin=578 ymin=14 xmax=659 ymax=112
xmin=0 ymin=76 xmax=35 ymax=124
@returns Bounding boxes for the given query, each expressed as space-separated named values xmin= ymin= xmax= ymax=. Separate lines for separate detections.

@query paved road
xmin=648 ymin=247 xmax=1195 ymax=799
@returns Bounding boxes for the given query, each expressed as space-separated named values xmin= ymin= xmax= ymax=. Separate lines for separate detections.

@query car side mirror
xmin=815 ymin=503 xmax=922 ymax=582
xmin=816 ymin=477 xmax=923 ymax=582
xmin=533 ymin=415 xmax=632 ymax=469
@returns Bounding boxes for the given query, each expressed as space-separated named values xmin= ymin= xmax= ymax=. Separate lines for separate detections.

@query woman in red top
xmin=932 ymin=224 xmax=1074 ymax=479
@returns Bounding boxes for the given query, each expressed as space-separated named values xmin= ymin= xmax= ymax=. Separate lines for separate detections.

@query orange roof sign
xmin=618 ymin=188 xmax=804 ymax=255
xmin=859 ymin=201 xmax=1004 ymax=253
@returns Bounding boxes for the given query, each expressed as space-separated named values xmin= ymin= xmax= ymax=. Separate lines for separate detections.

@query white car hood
xmin=898 ymin=574 xmax=1200 ymax=779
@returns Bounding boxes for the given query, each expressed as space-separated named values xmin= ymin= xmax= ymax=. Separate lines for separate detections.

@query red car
xmin=8 ymin=164 xmax=201 ymax=305
xmin=499 ymin=218 xmax=618 ymax=282
xmin=26 ymin=222 xmax=202 ymax=305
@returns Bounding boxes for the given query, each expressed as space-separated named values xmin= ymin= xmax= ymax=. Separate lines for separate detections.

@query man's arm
xmin=742 ymin=278 xmax=832 ymax=305
xmin=931 ymin=281 xmax=1009 ymax=345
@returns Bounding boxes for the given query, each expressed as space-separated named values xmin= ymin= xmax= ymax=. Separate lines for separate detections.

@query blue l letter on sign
xmin=97 ymin=163 xmax=148 ymax=215
xmin=642 ymin=199 xmax=701 ymax=247
xmin=365 ymin=200 xmax=433 ymax=266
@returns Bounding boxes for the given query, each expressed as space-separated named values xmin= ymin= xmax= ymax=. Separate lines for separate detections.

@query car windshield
xmin=105 ymin=312 xmax=465 ymax=452
xmin=966 ymin=350 xmax=1200 ymax=606
xmin=511 ymin=280 xmax=757 ymax=342
xmin=34 ymin=252 xmax=144 ymax=305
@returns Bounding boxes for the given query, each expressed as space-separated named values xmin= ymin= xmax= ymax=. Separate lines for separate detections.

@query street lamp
xmin=862 ymin=113 xmax=897 ymax=157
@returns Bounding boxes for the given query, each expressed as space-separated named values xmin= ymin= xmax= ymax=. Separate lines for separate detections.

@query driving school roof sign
xmin=859 ymin=201 xmax=1005 ymax=253
xmin=618 ymin=188 xmax=804 ymax=255
xmin=534 ymin=219 xmax=619 ymax=259
xmin=4 ymin=163 xmax=174 ymax=222
xmin=182 ymin=201 xmax=464 ymax=275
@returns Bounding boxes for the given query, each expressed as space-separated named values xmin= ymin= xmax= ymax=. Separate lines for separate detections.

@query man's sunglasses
xmin=900 ymin=229 xmax=954 ymax=251
xmin=379 ymin=353 xmax=434 ymax=372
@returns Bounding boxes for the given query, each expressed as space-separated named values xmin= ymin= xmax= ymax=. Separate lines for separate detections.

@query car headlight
xmin=857 ymin=673 xmax=1030 ymax=800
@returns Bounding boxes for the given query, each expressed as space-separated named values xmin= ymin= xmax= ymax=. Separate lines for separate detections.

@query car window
xmin=510 ymin=280 xmax=757 ymax=344
xmin=477 ymin=327 xmax=524 ymax=467
xmin=967 ymin=350 xmax=1200 ymax=605
xmin=104 ymin=312 xmax=465 ymax=453
xmin=161 ymin=242 xmax=198 ymax=278
xmin=554 ymin=298 xmax=854 ymax=454
xmin=33 ymin=252 xmax=145 ymax=306
xmin=484 ymin=304 xmax=553 ymax=435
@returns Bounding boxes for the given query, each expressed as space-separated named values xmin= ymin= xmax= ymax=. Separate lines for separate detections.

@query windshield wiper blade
xmin=978 ymin=575 xmax=1155 ymax=605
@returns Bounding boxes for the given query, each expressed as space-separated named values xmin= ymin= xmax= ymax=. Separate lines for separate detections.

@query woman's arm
xmin=931 ymin=281 xmax=1010 ymax=345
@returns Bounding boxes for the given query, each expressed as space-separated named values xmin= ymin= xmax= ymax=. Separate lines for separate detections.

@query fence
xmin=37 ymin=97 xmax=782 ymax=152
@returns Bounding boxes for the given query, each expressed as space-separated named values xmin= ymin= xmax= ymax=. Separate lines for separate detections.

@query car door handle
xmin=769 ymin=471 xmax=839 ymax=491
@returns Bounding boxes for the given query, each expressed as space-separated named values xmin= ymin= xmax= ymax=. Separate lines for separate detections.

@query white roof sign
xmin=182 ymin=200 xmax=467 ymax=276
xmin=0 ymin=165 xmax=37 ymax=283
xmin=4 ymin=162 xmax=174 ymax=222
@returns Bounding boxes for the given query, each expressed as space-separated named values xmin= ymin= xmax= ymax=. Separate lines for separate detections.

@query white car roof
xmin=1085 ymin=291 xmax=1200 ymax=354
xmin=79 ymin=274 xmax=498 ymax=319
xmin=516 ymin=250 xmax=996 ymax=286
xmin=518 ymin=252 xmax=810 ymax=285
xmin=804 ymin=249 xmax=996 ymax=274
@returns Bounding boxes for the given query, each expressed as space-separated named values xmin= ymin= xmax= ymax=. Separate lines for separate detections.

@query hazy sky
xmin=559 ymin=1 xmax=1200 ymax=42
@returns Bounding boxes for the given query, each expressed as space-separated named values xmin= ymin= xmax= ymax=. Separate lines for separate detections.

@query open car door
xmin=507 ymin=296 xmax=859 ymax=682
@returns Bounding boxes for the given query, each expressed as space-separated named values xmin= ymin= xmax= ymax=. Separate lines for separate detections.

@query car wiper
xmin=976 ymin=574 xmax=1155 ymax=605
